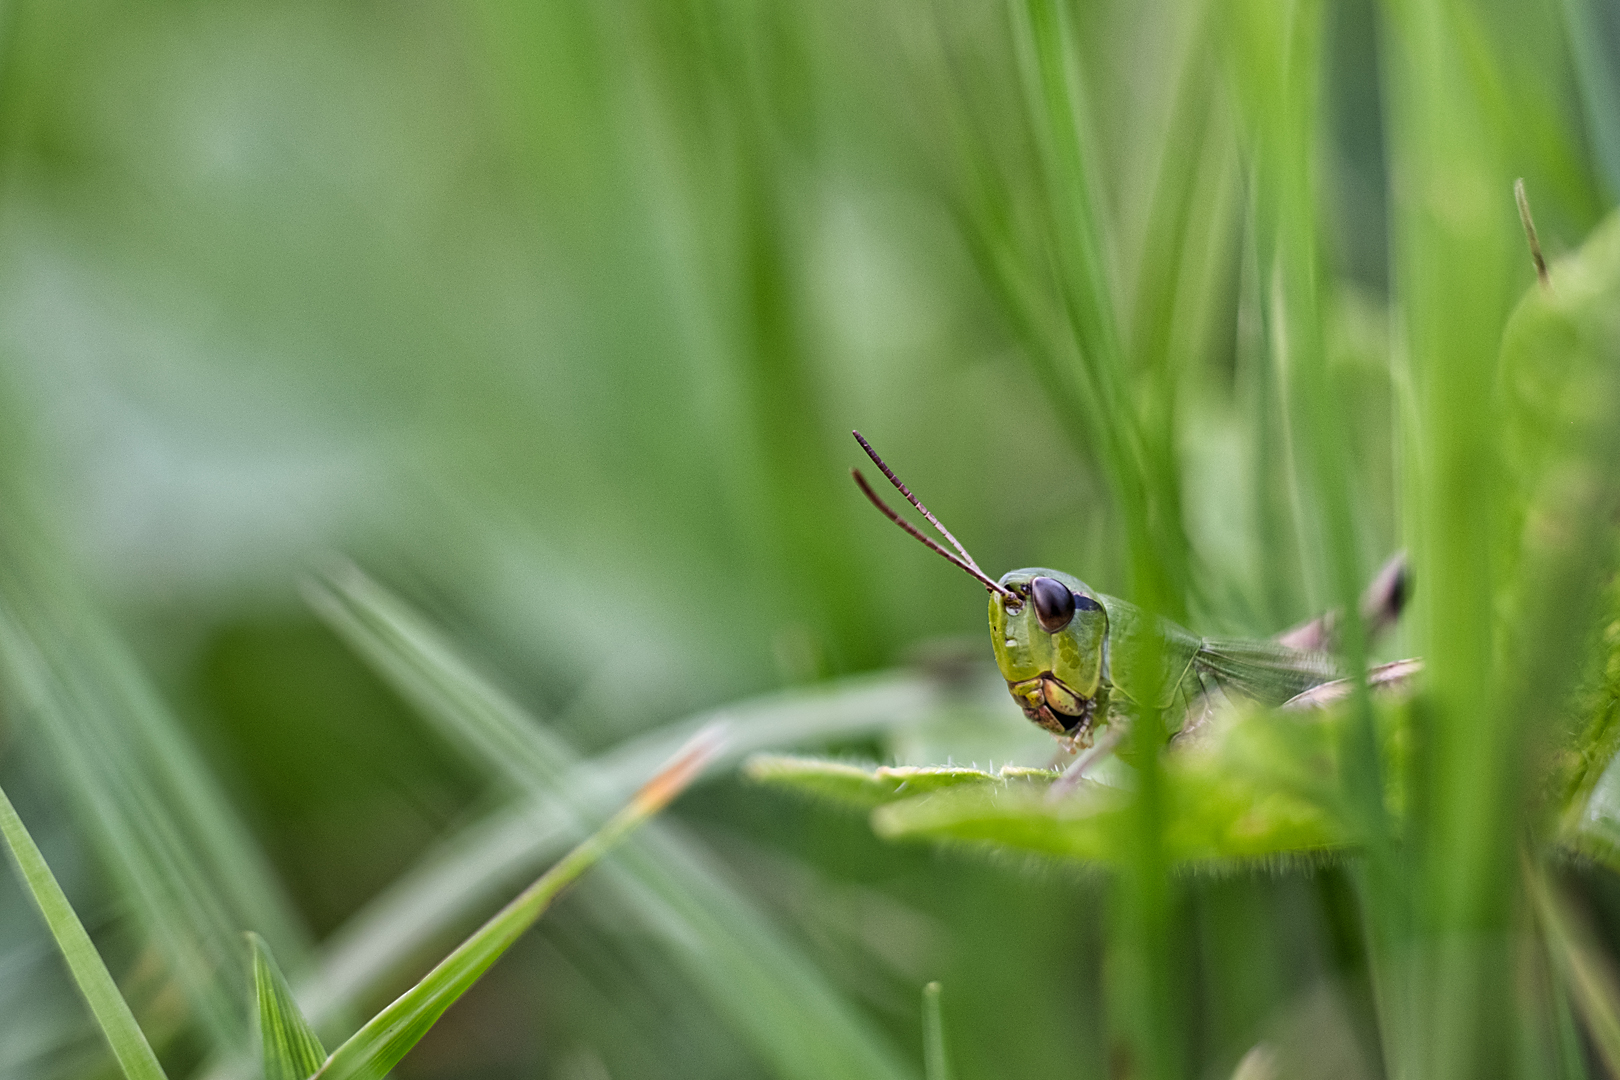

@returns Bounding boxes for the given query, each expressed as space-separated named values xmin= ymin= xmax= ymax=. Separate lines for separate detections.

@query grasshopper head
xmin=845 ymin=433 xmax=1106 ymax=740
xmin=990 ymin=569 xmax=1107 ymax=738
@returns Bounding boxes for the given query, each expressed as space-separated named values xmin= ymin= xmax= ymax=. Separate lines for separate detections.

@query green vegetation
xmin=1 ymin=0 xmax=1619 ymax=1078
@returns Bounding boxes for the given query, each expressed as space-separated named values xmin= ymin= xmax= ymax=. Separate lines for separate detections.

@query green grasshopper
xmin=851 ymin=432 xmax=1412 ymax=761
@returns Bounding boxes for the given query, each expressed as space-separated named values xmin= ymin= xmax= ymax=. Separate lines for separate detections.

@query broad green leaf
xmin=0 ymin=779 xmax=168 ymax=1080
xmin=313 ymin=735 xmax=713 ymax=1080
xmin=872 ymin=780 xmax=1121 ymax=862
xmin=1496 ymin=210 xmax=1620 ymax=867
xmin=758 ymin=703 xmax=1371 ymax=868
xmin=743 ymin=755 xmax=1055 ymax=809
xmin=872 ymin=766 xmax=1340 ymax=868
xmin=250 ymin=934 xmax=326 ymax=1080
xmin=1499 ymin=212 xmax=1620 ymax=590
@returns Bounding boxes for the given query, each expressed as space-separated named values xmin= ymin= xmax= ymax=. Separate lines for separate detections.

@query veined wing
xmin=1193 ymin=638 xmax=1342 ymax=706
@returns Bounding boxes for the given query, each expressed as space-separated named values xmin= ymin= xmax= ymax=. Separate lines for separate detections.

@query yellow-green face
xmin=989 ymin=568 xmax=1108 ymax=737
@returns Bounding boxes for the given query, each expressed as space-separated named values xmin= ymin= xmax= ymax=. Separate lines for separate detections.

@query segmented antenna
xmin=850 ymin=431 xmax=1018 ymax=601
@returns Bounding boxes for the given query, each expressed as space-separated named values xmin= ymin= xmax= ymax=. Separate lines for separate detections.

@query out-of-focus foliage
xmin=2 ymin=0 xmax=1620 ymax=1078
xmin=0 ymin=777 xmax=167 ymax=1080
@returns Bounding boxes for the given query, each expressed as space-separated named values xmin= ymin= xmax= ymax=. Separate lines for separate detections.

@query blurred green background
xmin=4 ymin=0 xmax=1620 ymax=1077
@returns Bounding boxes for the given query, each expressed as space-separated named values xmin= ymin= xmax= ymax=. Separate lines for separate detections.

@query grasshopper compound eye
xmin=1030 ymin=576 xmax=1076 ymax=633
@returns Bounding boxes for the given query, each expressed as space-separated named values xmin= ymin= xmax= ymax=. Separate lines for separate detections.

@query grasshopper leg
xmin=1046 ymin=726 xmax=1126 ymax=799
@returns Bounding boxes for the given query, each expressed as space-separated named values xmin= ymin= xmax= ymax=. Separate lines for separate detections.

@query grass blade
xmin=1383 ymin=0 xmax=1522 ymax=1074
xmin=1527 ymin=861 xmax=1620 ymax=1076
xmin=0 ymin=779 xmax=168 ymax=1080
xmin=313 ymin=733 xmax=718 ymax=1080
xmin=1559 ymin=0 xmax=1620 ymax=202
xmin=251 ymin=934 xmax=326 ymax=1080
xmin=0 ymin=522 xmax=310 ymax=1049
xmin=922 ymin=982 xmax=951 ymax=1080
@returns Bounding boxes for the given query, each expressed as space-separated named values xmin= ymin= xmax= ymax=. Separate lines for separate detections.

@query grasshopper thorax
xmin=990 ymin=569 xmax=1108 ymax=738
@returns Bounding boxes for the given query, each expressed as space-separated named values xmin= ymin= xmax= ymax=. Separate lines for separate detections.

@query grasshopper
xmin=851 ymin=432 xmax=1413 ymax=763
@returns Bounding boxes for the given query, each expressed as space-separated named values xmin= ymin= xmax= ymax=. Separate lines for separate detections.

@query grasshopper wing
xmin=1193 ymin=638 xmax=1343 ymax=706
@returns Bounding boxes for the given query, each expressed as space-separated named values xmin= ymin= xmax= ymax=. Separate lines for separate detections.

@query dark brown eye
xmin=1030 ymin=576 xmax=1076 ymax=633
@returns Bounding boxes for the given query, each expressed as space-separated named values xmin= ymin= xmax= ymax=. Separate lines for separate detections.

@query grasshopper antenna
xmin=851 ymin=431 xmax=1019 ymax=601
